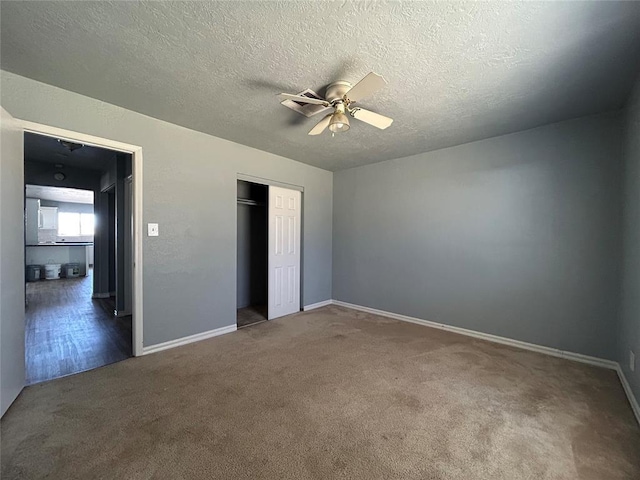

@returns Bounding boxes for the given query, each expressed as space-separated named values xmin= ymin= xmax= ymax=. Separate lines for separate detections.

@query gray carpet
xmin=2 ymin=305 xmax=639 ymax=479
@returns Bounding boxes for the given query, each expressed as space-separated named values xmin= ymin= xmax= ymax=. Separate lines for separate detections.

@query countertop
xmin=26 ymin=243 xmax=94 ymax=247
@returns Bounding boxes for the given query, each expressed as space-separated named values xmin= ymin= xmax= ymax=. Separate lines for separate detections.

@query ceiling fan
xmin=278 ymin=72 xmax=393 ymax=136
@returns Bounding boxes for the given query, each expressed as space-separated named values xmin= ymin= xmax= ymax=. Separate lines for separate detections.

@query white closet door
xmin=268 ymin=186 xmax=301 ymax=320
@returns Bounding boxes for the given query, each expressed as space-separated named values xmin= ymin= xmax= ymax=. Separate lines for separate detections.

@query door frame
xmin=236 ymin=173 xmax=304 ymax=317
xmin=20 ymin=120 xmax=144 ymax=356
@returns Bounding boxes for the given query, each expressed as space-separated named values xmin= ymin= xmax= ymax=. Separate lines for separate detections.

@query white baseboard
xmin=142 ymin=324 xmax=237 ymax=355
xmin=331 ymin=300 xmax=618 ymax=370
xmin=616 ymin=365 xmax=640 ymax=426
xmin=303 ymin=299 xmax=333 ymax=311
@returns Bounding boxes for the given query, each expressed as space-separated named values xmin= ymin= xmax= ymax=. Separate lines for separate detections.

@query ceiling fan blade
xmin=350 ymin=108 xmax=393 ymax=130
xmin=278 ymin=93 xmax=329 ymax=106
xmin=308 ymin=114 xmax=333 ymax=135
xmin=344 ymin=72 xmax=388 ymax=103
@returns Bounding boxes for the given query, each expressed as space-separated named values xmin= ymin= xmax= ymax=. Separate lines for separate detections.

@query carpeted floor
xmin=2 ymin=305 xmax=639 ymax=479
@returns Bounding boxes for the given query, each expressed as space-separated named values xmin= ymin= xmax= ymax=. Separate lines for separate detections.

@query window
xmin=80 ymin=213 xmax=94 ymax=235
xmin=58 ymin=212 xmax=94 ymax=237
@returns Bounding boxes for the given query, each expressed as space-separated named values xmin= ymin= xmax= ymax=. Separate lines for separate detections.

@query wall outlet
xmin=630 ymin=350 xmax=635 ymax=373
xmin=147 ymin=223 xmax=159 ymax=237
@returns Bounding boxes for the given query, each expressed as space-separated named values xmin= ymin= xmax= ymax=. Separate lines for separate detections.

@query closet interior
xmin=236 ymin=180 xmax=268 ymax=328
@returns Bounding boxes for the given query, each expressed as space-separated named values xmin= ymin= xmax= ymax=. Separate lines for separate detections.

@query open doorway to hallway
xmin=24 ymin=132 xmax=133 ymax=384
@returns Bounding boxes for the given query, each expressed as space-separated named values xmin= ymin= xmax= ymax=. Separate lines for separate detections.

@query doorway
xmin=23 ymin=133 xmax=134 ymax=384
xmin=1 ymin=109 xmax=144 ymax=415
xmin=236 ymin=179 xmax=302 ymax=329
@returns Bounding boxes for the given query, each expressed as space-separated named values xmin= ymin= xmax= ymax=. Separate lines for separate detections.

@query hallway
xmin=25 ymin=270 xmax=131 ymax=385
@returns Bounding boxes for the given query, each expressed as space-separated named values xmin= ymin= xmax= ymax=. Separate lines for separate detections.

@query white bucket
xmin=44 ymin=264 xmax=61 ymax=280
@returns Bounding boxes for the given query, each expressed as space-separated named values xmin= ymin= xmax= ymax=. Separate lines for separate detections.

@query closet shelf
xmin=237 ymin=198 xmax=265 ymax=207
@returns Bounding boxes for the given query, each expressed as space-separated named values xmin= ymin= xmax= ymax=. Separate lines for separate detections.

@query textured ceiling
xmin=2 ymin=1 xmax=640 ymax=171
xmin=25 ymin=132 xmax=116 ymax=172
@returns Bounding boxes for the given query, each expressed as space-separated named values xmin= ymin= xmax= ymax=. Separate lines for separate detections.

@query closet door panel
xmin=268 ymin=186 xmax=301 ymax=320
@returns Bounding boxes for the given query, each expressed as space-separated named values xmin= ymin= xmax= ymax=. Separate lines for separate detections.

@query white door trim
xmin=18 ymin=120 xmax=144 ymax=357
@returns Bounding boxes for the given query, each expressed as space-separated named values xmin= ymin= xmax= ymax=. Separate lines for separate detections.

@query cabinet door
xmin=39 ymin=206 xmax=58 ymax=230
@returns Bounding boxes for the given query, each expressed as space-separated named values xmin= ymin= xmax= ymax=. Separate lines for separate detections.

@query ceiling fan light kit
xmin=57 ymin=139 xmax=84 ymax=152
xmin=278 ymin=71 xmax=393 ymax=137
xmin=328 ymin=104 xmax=350 ymax=133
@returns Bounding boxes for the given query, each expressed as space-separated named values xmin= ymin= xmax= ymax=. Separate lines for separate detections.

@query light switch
xmin=148 ymin=223 xmax=159 ymax=237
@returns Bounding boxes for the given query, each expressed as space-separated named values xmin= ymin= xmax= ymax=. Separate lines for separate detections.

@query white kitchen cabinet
xmin=39 ymin=206 xmax=58 ymax=230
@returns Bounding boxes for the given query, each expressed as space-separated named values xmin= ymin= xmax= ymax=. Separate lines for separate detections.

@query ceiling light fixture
xmin=58 ymin=139 xmax=84 ymax=152
xmin=328 ymin=104 xmax=350 ymax=134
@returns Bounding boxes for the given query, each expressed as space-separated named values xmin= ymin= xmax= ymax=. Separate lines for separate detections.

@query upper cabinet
xmin=39 ymin=206 xmax=58 ymax=230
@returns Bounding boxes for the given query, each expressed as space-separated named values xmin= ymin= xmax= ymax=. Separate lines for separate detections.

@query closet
xmin=236 ymin=180 xmax=268 ymax=328
xmin=236 ymin=179 xmax=303 ymax=327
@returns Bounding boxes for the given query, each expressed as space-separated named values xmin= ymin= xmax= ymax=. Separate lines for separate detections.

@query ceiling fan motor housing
xmin=325 ymin=81 xmax=352 ymax=104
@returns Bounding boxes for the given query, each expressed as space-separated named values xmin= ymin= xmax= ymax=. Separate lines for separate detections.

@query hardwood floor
xmin=236 ymin=305 xmax=267 ymax=328
xmin=25 ymin=269 xmax=131 ymax=385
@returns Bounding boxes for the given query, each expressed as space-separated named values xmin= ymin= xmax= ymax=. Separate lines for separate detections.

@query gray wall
xmin=99 ymin=159 xmax=117 ymax=192
xmin=114 ymin=154 xmax=128 ymax=312
xmin=1 ymin=70 xmax=333 ymax=347
xmin=333 ymin=112 xmax=623 ymax=360
xmin=108 ymin=191 xmax=115 ymax=293
xmin=0 ymin=107 xmax=25 ymax=416
xmin=98 ymin=153 xmax=131 ymax=308
xmin=93 ymin=191 xmax=110 ymax=296
xmin=618 ymin=75 xmax=640 ymax=402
